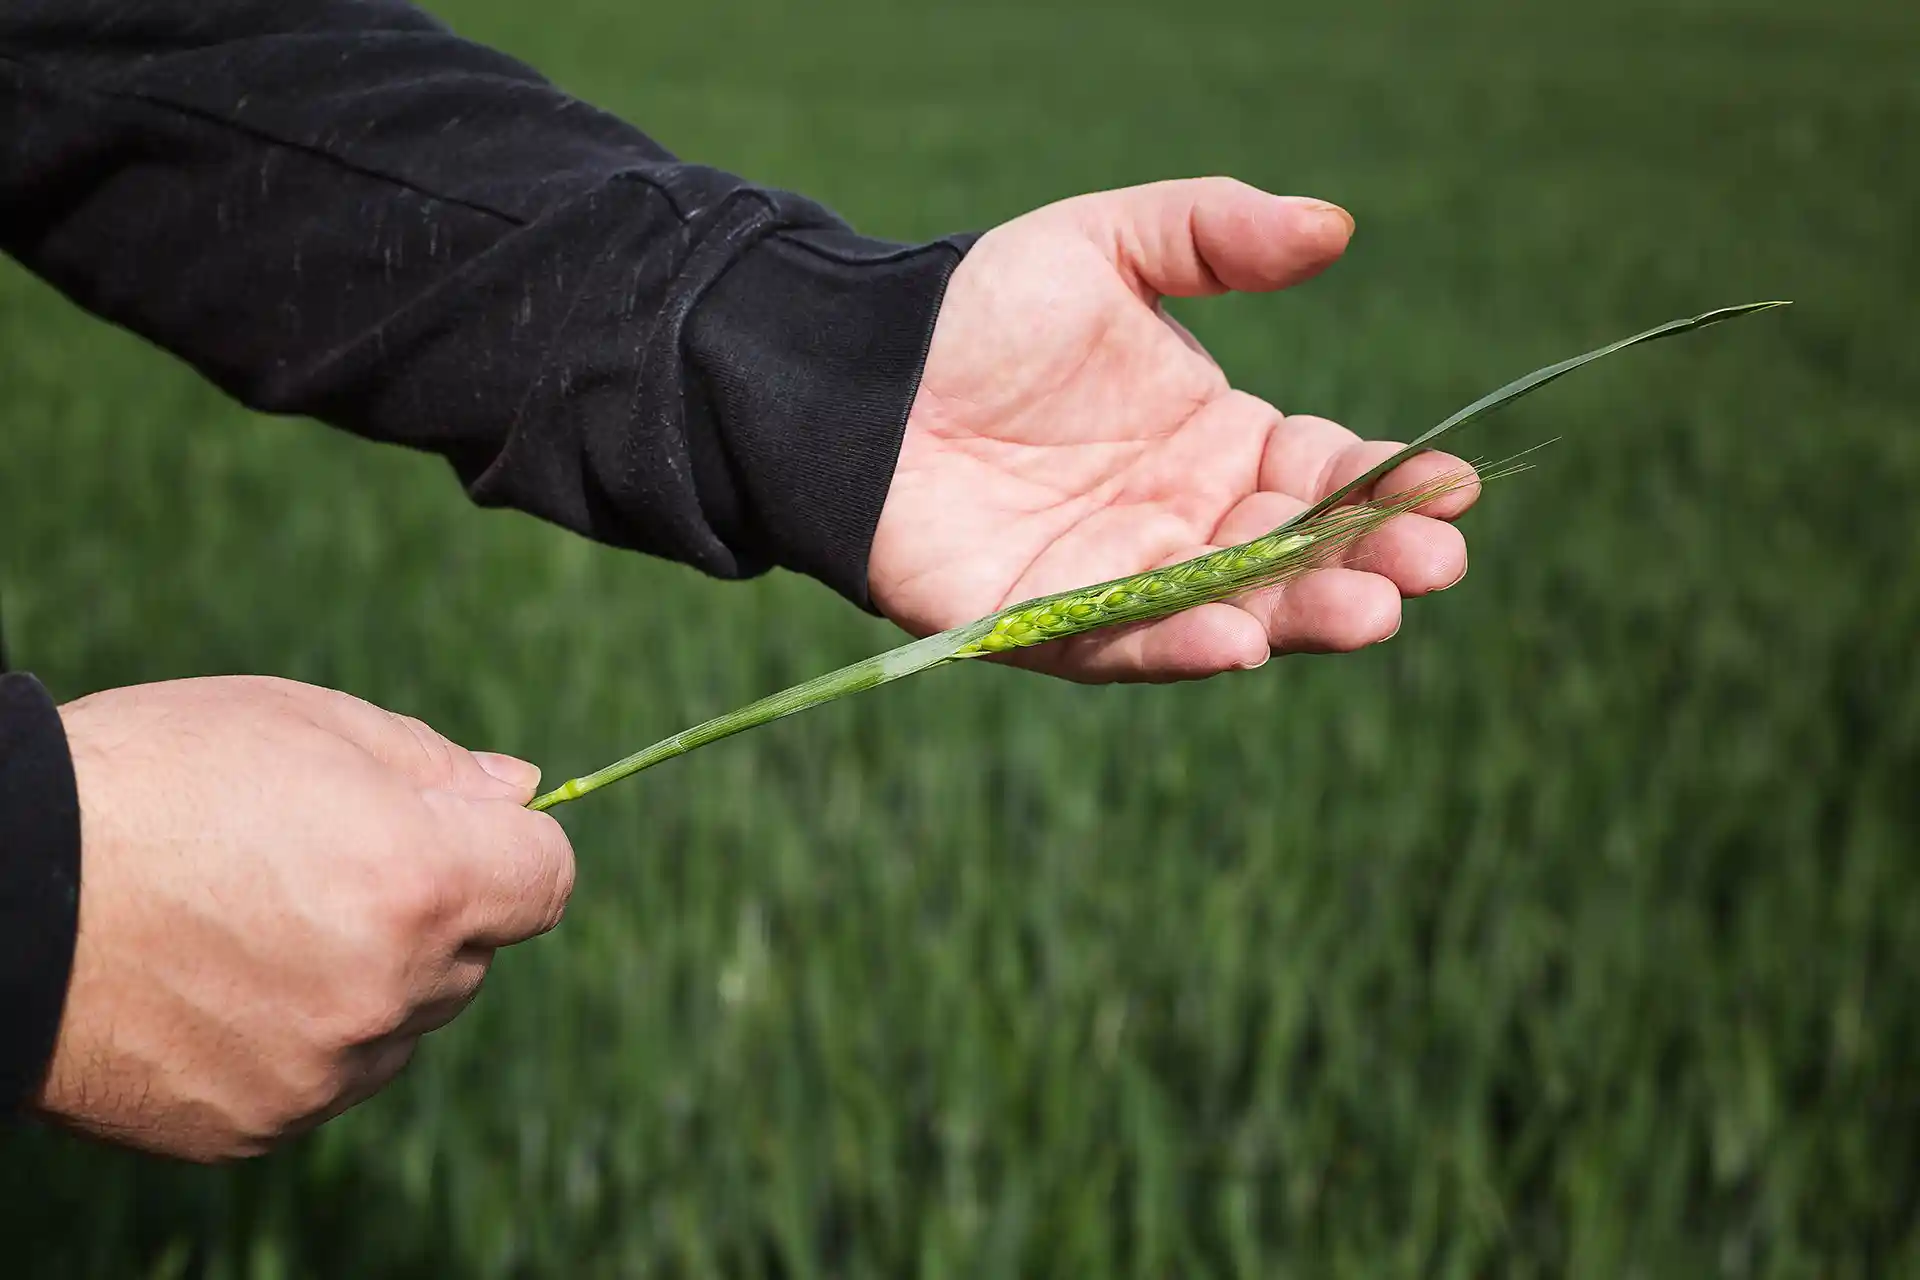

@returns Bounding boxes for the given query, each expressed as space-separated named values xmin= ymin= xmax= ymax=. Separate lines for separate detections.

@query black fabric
xmin=0 ymin=0 xmax=980 ymax=1115
xmin=0 ymin=0 xmax=973 ymax=606
xmin=0 ymin=674 xmax=81 ymax=1115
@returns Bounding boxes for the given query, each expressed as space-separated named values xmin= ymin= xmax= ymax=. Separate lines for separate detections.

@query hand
xmin=36 ymin=677 xmax=574 ymax=1162
xmin=870 ymin=177 xmax=1478 ymax=682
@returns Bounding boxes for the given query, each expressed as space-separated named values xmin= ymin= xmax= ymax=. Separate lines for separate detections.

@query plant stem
xmin=527 ymin=627 xmax=986 ymax=810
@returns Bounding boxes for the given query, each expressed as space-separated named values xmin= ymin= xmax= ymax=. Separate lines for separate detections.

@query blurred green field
xmin=3 ymin=0 xmax=1917 ymax=1274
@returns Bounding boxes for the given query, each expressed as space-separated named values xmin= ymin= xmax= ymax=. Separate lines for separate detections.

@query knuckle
xmin=334 ymin=888 xmax=435 ymax=1045
xmin=218 ymin=1123 xmax=278 ymax=1161
xmin=275 ymin=1054 xmax=346 ymax=1121
xmin=328 ymin=980 xmax=414 ymax=1048
xmin=230 ymin=1076 xmax=329 ymax=1150
xmin=372 ymin=1035 xmax=420 ymax=1085
xmin=389 ymin=712 xmax=458 ymax=786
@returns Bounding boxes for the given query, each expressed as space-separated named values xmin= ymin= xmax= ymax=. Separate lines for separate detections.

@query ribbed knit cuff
xmin=688 ymin=226 xmax=977 ymax=612
xmin=0 ymin=673 xmax=81 ymax=1115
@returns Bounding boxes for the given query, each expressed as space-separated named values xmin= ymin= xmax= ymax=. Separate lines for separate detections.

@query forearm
xmin=0 ymin=1 xmax=970 ymax=604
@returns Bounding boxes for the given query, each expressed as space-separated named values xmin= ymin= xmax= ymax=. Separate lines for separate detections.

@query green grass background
xmin=3 ymin=0 xmax=1917 ymax=1273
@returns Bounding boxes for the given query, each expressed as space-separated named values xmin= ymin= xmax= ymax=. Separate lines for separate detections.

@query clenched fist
xmin=35 ymin=677 xmax=572 ymax=1161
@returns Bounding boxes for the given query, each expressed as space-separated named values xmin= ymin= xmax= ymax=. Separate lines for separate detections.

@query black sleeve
xmin=0 ymin=1 xmax=975 ymax=1115
xmin=0 ymin=0 xmax=974 ymax=608
xmin=0 ymin=674 xmax=81 ymax=1116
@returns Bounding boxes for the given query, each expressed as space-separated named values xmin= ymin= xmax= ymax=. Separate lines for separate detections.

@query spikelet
xmin=956 ymin=465 xmax=1490 ymax=656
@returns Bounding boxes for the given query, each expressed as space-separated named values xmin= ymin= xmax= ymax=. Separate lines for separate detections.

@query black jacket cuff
xmin=688 ymin=226 xmax=977 ymax=611
xmin=0 ymin=673 xmax=80 ymax=1115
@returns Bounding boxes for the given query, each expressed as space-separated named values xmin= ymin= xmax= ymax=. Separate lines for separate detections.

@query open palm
xmin=869 ymin=178 xmax=1479 ymax=683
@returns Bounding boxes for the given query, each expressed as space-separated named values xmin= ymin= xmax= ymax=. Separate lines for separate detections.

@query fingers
xmin=399 ymin=947 xmax=494 ymax=1037
xmin=1049 ymin=483 xmax=1469 ymax=681
xmin=1377 ymin=451 xmax=1482 ymax=520
xmin=312 ymin=956 xmax=478 ymax=1133
xmin=1339 ymin=515 xmax=1468 ymax=596
xmin=1010 ymin=399 xmax=1478 ymax=682
xmin=1260 ymin=414 xmax=1482 ymax=518
xmin=1081 ymin=177 xmax=1354 ymax=300
xmin=1038 ymin=603 xmax=1270 ymax=684
xmin=1314 ymin=438 xmax=1484 ymax=519
xmin=299 ymin=689 xmax=569 ymax=943
xmin=423 ymin=792 xmax=577 ymax=949
xmin=323 ymin=1037 xmax=420 ymax=1123
xmin=312 ymin=692 xmax=543 ymax=803
xmin=1214 ymin=489 xmax=1468 ymax=600
xmin=471 ymin=751 xmax=544 ymax=799
xmin=333 ymin=944 xmax=494 ymax=1134
xmin=1258 ymin=413 xmax=1369 ymax=500
xmin=383 ymin=716 xmax=541 ymax=802
xmin=1239 ymin=568 xmax=1404 ymax=653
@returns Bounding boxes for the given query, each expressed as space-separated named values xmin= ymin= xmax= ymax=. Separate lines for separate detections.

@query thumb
xmin=427 ymin=792 xmax=577 ymax=948
xmin=1081 ymin=177 xmax=1354 ymax=299
xmin=351 ymin=707 xmax=544 ymax=804
xmin=290 ymin=688 xmax=545 ymax=803
xmin=470 ymin=752 xmax=544 ymax=803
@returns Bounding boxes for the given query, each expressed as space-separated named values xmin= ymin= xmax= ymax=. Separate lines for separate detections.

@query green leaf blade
xmin=1285 ymin=300 xmax=1791 ymax=527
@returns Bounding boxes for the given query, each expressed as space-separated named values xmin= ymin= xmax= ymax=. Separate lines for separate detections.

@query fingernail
xmin=1309 ymin=201 xmax=1356 ymax=236
xmin=475 ymin=752 xmax=541 ymax=792
xmin=1439 ymin=554 xmax=1469 ymax=591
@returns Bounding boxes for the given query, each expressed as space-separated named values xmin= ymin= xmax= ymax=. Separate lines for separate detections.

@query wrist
xmin=0 ymin=673 xmax=82 ymax=1117
xmin=685 ymin=225 xmax=978 ymax=612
